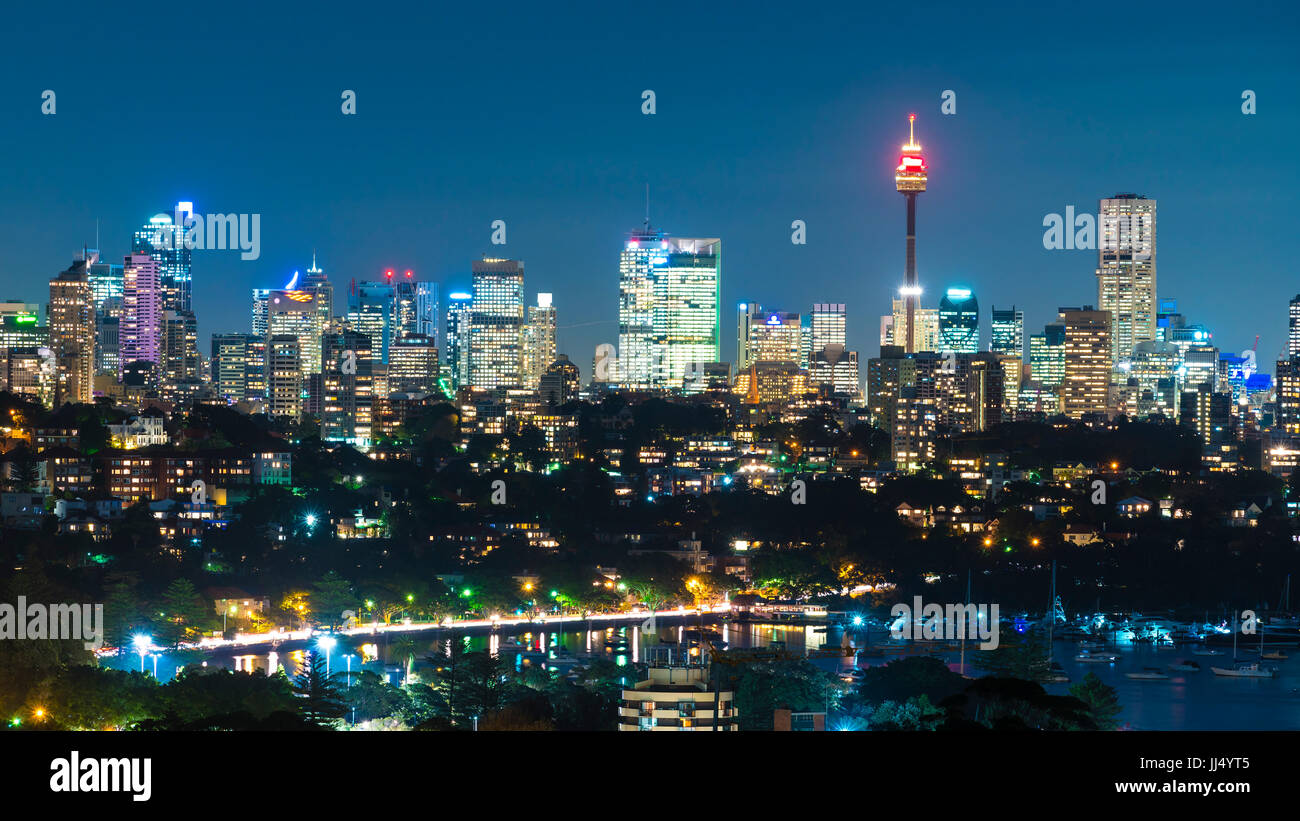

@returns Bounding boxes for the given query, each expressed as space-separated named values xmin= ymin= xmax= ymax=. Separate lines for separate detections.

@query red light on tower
xmin=404 ymin=270 xmax=413 ymax=278
xmin=385 ymin=269 xmax=394 ymax=278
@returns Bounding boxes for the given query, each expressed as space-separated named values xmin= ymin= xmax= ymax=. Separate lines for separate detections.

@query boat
xmin=1125 ymin=667 xmax=1170 ymax=680
xmin=1191 ymin=647 xmax=1223 ymax=656
xmin=1262 ymin=649 xmax=1289 ymax=660
xmin=1211 ymin=662 xmax=1276 ymax=678
xmin=1075 ymin=651 xmax=1117 ymax=664
xmin=1044 ymin=662 xmax=1070 ymax=683
xmin=1167 ymin=660 xmax=1201 ymax=672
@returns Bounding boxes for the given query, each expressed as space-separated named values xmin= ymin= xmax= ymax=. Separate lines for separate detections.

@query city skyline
xmin=0 ymin=3 xmax=1295 ymax=376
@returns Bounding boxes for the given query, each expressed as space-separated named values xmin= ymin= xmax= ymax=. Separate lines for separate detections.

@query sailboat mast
xmin=1047 ymin=561 xmax=1056 ymax=660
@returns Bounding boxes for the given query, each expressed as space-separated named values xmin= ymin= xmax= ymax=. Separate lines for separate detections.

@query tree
xmin=311 ymin=571 xmax=354 ymax=630
xmin=1069 ymin=672 xmax=1123 ymax=730
xmin=869 ymin=695 xmax=945 ymax=730
xmin=972 ymin=627 xmax=1051 ymax=683
xmin=159 ymin=578 xmax=208 ymax=648
xmin=293 ymin=651 xmax=347 ymax=727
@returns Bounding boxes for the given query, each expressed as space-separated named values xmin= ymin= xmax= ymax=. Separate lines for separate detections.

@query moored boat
xmin=1125 ymin=667 xmax=1170 ymax=680
xmin=1211 ymin=662 xmax=1276 ymax=678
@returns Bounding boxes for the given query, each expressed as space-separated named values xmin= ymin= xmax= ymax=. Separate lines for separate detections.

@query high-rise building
xmin=522 ymin=293 xmax=557 ymax=390
xmin=1059 ymin=307 xmax=1112 ymax=419
xmin=395 ymin=273 xmax=437 ymax=341
xmin=266 ymin=335 xmax=303 ymax=419
xmin=48 ymin=256 xmax=96 ymax=405
xmin=990 ymin=306 xmax=1024 ymax=357
xmin=736 ymin=303 xmax=765 ymax=372
xmin=618 ymin=231 xmax=721 ymax=390
xmin=132 ymin=203 xmax=194 ymax=313
xmin=1289 ymin=295 xmax=1300 ymax=358
xmin=894 ymin=114 xmax=927 ymax=355
xmin=1180 ymin=382 xmax=1232 ymax=445
xmin=212 ymin=333 xmax=255 ymax=401
xmin=539 ymin=354 xmax=581 ymax=406
xmin=1096 ymin=194 xmax=1156 ymax=368
xmin=810 ymin=303 xmax=847 ymax=353
xmin=938 ymin=288 xmax=979 ymax=354
xmin=86 ymin=252 xmax=124 ymax=312
xmin=160 ymin=310 xmax=200 ymax=402
xmin=468 ymin=258 xmax=525 ymax=389
xmin=388 ymin=333 xmax=439 ymax=394
xmin=251 ymin=288 xmax=272 ymax=338
xmin=321 ymin=330 xmax=373 ymax=444
xmin=268 ymin=288 xmax=324 ymax=377
xmin=120 ymin=253 xmax=162 ymax=381
xmin=887 ymin=299 xmax=940 ymax=352
xmin=747 ymin=310 xmax=801 ymax=365
xmin=1029 ymin=323 xmax=1066 ymax=388
xmin=444 ymin=292 xmax=473 ymax=390
xmin=347 ymin=278 xmax=398 ymax=363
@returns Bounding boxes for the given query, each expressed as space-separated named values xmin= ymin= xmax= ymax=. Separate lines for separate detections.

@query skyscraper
xmin=1288 ymin=295 xmax=1300 ymax=358
xmin=132 ymin=203 xmax=194 ymax=313
xmin=938 ymin=288 xmax=979 ymax=353
xmin=395 ymin=273 xmax=437 ymax=341
xmin=321 ymin=330 xmax=373 ymax=444
xmin=1029 ymin=323 xmax=1066 ymax=387
xmin=120 ymin=253 xmax=162 ymax=380
xmin=1059 ymin=307 xmax=1112 ymax=419
xmin=894 ymin=114 xmax=927 ymax=354
xmin=810 ymin=303 xmax=847 ymax=352
xmin=48 ymin=255 xmax=96 ymax=405
xmin=747 ymin=311 xmax=802 ymax=365
xmin=522 ymin=293 xmax=557 ymax=390
xmin=268 ymin=288 xmax=324 ymax=376
xmin=266 ymin=335 xmax=303 ymax=419
xmin=990 ymin=306 xmax=1024 ymax=357
xmin=445 ymin=292 xmax=472 ymax=390
xmin=468 ymin=258 xmax=525 ymax=389
xmin=736 ymin=302 xmax=765 ymax=372
xmin=347 ymin=278 xmax=398 ymax=363
xmin=651 ymin=236 xmax=721 ymax=390
xmin=618 ymin=231 xmax=720 ymax=390
xmin=160 ymin=310 xmax=200 ymax=403
xmin=1096 ymin=194 xmax=1156 ymax=368
xmin=388 ymin=333 xmax=439 ymax=395
xmin=887 ymin=299 xmax=940 ymax=352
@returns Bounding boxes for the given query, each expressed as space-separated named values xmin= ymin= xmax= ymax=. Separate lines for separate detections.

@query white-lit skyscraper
xmin=522 ymin=293 xmax=557 ymax=390
xmin=468 ymin=258 xmax=524 ymax=389
xmin=1096 ymin=193 xmax=1156 ymax=368
xmin=445 ymin=292 xmax=472 ymax=390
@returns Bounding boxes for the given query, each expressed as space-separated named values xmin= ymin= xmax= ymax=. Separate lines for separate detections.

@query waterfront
xmin=98 ymin=616 xmax=1300 ymax=731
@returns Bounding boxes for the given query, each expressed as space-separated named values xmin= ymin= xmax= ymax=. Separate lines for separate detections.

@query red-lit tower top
xmin=895 ymin=113 xmax=927 ymax=193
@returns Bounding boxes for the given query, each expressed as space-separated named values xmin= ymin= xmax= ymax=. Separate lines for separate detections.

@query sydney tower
xmin=894 ymin=114 xmax=927 ymax=353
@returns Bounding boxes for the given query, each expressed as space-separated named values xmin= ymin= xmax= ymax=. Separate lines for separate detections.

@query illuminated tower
xmin=894 ymin=114 xmax=927 ymax=353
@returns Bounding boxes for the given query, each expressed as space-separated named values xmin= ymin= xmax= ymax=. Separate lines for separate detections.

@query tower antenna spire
xmin=644 ymin=183 xmax=650 ymax=231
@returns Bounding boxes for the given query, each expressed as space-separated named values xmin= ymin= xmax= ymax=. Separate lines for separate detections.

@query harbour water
xmin=105 ymin=619 xmax=1300 ymax=730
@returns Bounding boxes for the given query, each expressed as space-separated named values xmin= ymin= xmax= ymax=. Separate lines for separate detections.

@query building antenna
xmin=644 ymin=183 xmax=650 ymax=231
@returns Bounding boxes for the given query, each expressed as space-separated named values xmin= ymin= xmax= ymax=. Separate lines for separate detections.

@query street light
xmin=317 ymin=635 xmax=337 ymax=676
xmin=132 ymin=634 xmax=151 ymax=673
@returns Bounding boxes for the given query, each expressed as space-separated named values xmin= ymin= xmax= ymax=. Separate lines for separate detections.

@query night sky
xmin=1 ymin=2 xmax=1296 ymax=378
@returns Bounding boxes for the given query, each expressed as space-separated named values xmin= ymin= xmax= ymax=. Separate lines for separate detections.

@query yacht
xmin=1075 ymin=651 xmax=1117 ymax=664
xmin=1125 ymin=667 xmax=1170 ymax=680
xmin=1211 ymin=662 xmax=1276 ymax=678
xmin=1167 ymin=660 xmax=1201 ymax=672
